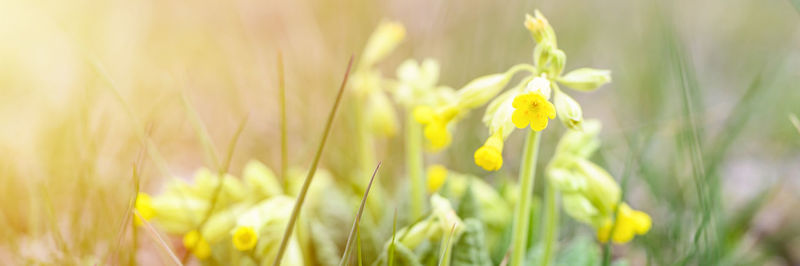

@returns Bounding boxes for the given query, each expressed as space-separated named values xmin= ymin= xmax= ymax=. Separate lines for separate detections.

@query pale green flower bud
xmin=243 ymin=160 xmax=283 ymax=199
xmin=394 ymin=58 xmax=441 ymax=107
xmin=455 ymin=72 xmax=513 ymax=110
xmin=553 ymin=89 xmax=583 ymax=130
xmin=150 ymin=195 xmax=208 ymax=234
xmin=562 ymin=193 xmax=599 ymax=225
xmin=366 ymin=91 xmax=400 ymax=137
xmin=556 ymin=68 xmax=611 ymax=92
xmin=524 ymin=75 xmax=551 ymax=99
xmin=554 ymin=119 xmax=601 ymax=159
xmin=360 ymin=21 xmax=406 ymax=68
xmin=524 ymin=10 xmax=557 ymax=45
xmin=483 ymin=88 xmax=518 ymax=139
xmin=549 ymin=49 xmax=567 ymax=77
xmin=547 ymin=167 xmax=586 ymax=193
xmin=573 ymin=158 xmax=620 ymax=224
xmin=533 ymin=41 xmax=555 ymax=70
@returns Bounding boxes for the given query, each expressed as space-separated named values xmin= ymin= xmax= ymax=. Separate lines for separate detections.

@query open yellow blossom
xmin=511 ymin=91 xmax=556 ymax=131
xmin=596 ymin=204 xmax=652 ymax=244
xmin=413 ymin=106 xmax=457 ymax=151
xmin=232 ymin=226 xmax=258 ymax=251
xmin=474 ymin=132 xmax=504 ymax=171
xmin=426 ymin=164 xmax=448 ymax=193
xmin=183 ymin=230 xmax=211 ymax=259
xmin=134 ymin=193 xmax=154 ymax=226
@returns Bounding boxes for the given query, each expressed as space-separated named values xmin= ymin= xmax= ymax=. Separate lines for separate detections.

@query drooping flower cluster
xmin=547 ymin=120 xmax=652 ymax=243
xmin=473 ymin=10 xmax=612 ymax=172
xmin=134 ymin=161 xmax=336 ymax=264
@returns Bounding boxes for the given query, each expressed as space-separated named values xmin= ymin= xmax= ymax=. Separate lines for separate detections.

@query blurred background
xmin=0 ymin=0 xmax=798 ymax=265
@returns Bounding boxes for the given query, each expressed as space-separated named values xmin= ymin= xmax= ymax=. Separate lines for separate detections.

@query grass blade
xmin=339 ymin=161 xmax=382 ymax=266
xmin=273 ymin=56 xmax=354 ymax=265
xmin=181 ymin=93 xmax=221 ymax=170
xmin=388 ymin=208 xmax=398 ymax=266
xmin=278 ymin=51 xmax=289 ymax=189
xmin=789 ymin=113 xmax=800 ymax=134
xmin=89 ymin=59 xmax=172 ymax=179
xmin=135 ymin=210 xmax=183 ymax=266
xmin=438 ymin=223 xmax=457 ymax=266
xmin=181 ymin=114 xmax=249 ymax=263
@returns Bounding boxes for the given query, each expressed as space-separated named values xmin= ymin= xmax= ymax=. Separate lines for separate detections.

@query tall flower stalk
xmin=510 ymin=131 xmax=541 ymax=266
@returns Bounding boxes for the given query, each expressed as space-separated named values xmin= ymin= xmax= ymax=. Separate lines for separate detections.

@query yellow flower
xmin=426 ymin=164 xmax=448 ymax=193
xmin=596 ymin=204 xmax=652 ymax=244
xmin=413 ymin=106 xmax=457 ymax=151
xmin=134 ymin=193 xmax=154 ymax=226
xmin=183 ymin=230 xmax=211 ymax=259
xmin=232 ymin=226 xmax=259 ymax=251
xmin=511 ymin=91 xmax=556 ymax=131
xmin=474 ymin=132 xmax=504 ymax=171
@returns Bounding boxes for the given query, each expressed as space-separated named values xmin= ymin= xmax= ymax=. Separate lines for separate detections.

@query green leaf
xmin=556 ymin=68 xmax=611 ymax=92
xmin=451 ymin=219 xmax=492 ymax=266
xmin=555 ymin=236 xmax=600 ymax=266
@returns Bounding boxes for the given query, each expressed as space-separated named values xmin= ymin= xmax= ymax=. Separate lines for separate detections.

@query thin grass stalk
xmin=134 ymin=210 xmax=183 ymax=266
xmin=406 ymin=110 xmax=424 ymax=220
xmin=388 ymin=208 xmax=398 ymax=266
xmin=540 ymin=184 xmax=558 ymax=266
xmin=438 ymin=224 xmax=457 ymax=266
xmin=277 ymin=51 xmax=289 ymax=190
xmin=90 ymin=59 xmax=172 ymax=179
xmin=340 ymin=162 xmax=382 ymax=266
xmin=181 ymin=93 xmax=221 ymax=170
xmin=510 ymin=131 xmax=542 ymax=266
xmin=273 ymin=56 xmax=354 ymax=265
xmin=182 ymin=114 xmax=249 ymax=263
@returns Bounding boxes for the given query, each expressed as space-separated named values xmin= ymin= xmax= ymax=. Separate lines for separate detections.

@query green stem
xmin=541 ymin=183 xmax=558 ymax=266
xmin=511 ymin=131 xmax=542 ymax=266
xmin=406 ymin=110 xmax=424 ymax=220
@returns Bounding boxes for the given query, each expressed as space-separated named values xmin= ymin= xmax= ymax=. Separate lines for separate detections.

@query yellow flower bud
xmin=366 ymin=91 xmax=399 ymax=137
xmin=243 ymin=160 xmax=282 ymax=199
xmin=553 ymin=89 xmax=583 ymax=130
xmin=360 ymin=21 xmax=406 ymax=68
xmin=556 ymin=68 xmax=612 ymax=92
xmin=474 ymin=132 xmax=504 ymax=171
xmin=524 ymin=10 xmax=557 ymax=44
xmin=426 ymin=164 xmax=448 ymax=193
xmin=232 ymin=226 xmax=259 ymax=251
xmin=134 ymin=193 xmax=154 ymax=226
xmin=183 ymin=230 xmax=211 ymax=260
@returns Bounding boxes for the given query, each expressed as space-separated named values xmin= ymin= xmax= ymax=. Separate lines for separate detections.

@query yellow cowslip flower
xmin=596 ymin=204 xmax=652 ymax=244
xmin=413 ymin=106 xmax=457 ymax=151
xmin=232 ymin=226 xmax=258 ymax=251
xmin=134 ymin=193 xmax=154 ymax=226
xmin=426 ymin=164 xmax=448 ymax=193
xmin=474 ymin=132 xmax=504 ymax=171
xmin=511 ymin=91 xmax=556 ymax=131
xmin=183 ymin=230 xmax=211 ymax=260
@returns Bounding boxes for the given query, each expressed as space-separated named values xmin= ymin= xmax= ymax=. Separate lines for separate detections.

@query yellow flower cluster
xmin=134 ymin=160 xmax=316 ymax=262
xmin=596 ymin=204 xmax=652 ymax=243
xmin=413 ymin=106 xmax=458 ymax=151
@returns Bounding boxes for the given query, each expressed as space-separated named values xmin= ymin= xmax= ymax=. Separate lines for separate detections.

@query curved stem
xmin=541 ymin=183 xmax=559 ymax=266
xmin=511 ymin=131 xmax=542 ymax=266
xmin=406 ymin=110 xmax=424 ymax=220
